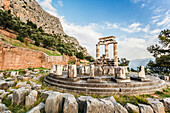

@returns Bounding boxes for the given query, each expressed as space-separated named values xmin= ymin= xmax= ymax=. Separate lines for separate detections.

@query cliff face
xmin=0 ymin=0 xmax=90 ymax=56
xmin=0 ymin=0 xmax=64 ymax=34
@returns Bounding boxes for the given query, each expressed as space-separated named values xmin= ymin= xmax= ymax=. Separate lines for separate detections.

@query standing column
xmin=105 ymin=44 xmax=109 ymax=59
xmin=96 ymin=44 xmax=100 ymax=59
xmin=114 ymin=42 xmax=118 ymax=66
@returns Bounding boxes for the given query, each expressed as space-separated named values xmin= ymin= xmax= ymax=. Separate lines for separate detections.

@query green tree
xmin=119 ymin=58 xmax=130 ymax=66
xmin=147 ymin=29 xmax=170 ymax=74
xmin=76 ymin=52 xmax=84 ymax=59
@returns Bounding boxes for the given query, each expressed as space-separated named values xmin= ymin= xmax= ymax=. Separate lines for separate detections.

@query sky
xmin=37 ymin=0 xmax=170 ymax=60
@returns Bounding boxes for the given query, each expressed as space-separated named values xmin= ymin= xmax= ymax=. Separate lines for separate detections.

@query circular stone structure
xmin=44 ymin=72 xmax=166 ymax=96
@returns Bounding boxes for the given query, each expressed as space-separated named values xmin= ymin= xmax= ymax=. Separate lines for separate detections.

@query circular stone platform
xmin=44 ymin=71 xmax=166 ymax=96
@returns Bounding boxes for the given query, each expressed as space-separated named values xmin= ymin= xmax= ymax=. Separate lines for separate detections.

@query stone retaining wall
xmin=0 ymin=41 xmax=68 ymax=70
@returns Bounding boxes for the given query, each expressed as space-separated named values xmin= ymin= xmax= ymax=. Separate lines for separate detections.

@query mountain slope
xmin=0 ymin=0 xmax=90 ymax=56
xmin=129 ymin=58 xmax=154 ymax=69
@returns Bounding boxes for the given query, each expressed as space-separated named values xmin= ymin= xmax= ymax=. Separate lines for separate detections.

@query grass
xmin=0 ymin=33 xmax=61 ymax=56
xmin=154 ymin=86 xmax=170 ymax=98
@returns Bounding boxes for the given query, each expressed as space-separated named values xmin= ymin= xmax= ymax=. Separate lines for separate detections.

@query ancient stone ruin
xmin=45 ymin=36 xmax=166 ymax=96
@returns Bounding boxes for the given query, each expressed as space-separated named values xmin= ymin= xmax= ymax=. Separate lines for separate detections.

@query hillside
xmin=129 ymin=58 xmax=154 ymax=69
xmin=0 ymin=0 xmax=90 ymax=57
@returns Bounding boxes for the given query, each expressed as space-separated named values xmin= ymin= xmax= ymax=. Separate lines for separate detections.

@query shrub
xmin=17 ymin=36 xmax=24 ymax=42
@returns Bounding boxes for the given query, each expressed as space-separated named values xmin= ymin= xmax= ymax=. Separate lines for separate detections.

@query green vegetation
xmin=0 ymin=9 xmax=93 ymax=61
xmin=119 ymin=58 xmax=130 ymax=66
xmin=147 ymin=29 xmax=170 ymax=75
xmin=154 ymin=86 xmax=170 ymax=98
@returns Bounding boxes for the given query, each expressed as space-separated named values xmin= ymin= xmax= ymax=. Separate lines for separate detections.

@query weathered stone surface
xmin=63 ymin=93 xmax=78 ymax=113
xmin=103 ymin=96 xmax=116 ymax=103
xmin=84 ymin=98 xmax=127 ymax=113
xmin=25 ymin=95 xmax=36 ymax=108
xmin=147 ymin=98 xmax=165 ymax=113
xmin=138 ymin=103 xmax=154 ymax=113
xmin=68 ymin=65 xmax=77 ymax=78
xmin=90 ymin=64 xmax=95 ymax=77
xmin=108 ymin=66 xmax=114 ymax=75
xmin=42 ymin=90 xmax=53 ymax=99
xmin=7 ymin=94 xmax=13 ymax=100
xmin=45 ymin=92 xmax=63 ymax=113
xmin=103 ymin=66 xmax=109 ymax=75
xmin=124 ymin=103 xmax=139 ymax=113
xmin=0 ymin=92 xmax=10 ymax=99
xmin=29 ymin=90 xmax=38 ymax=99
xmin=84 ymin=66 xmax=90 ymax=75
xmin=112 ymin=102 xmax=128 ymax=113
xmin=138 ymin=66 xmax=146 ymax=78
xmin=77 ymin=96 xmax=93 ymax=112
xmin=162 ymin=98 xmax=170 ymax=111
xmin=94 ymin=66 xmax=103 ymax=75
xmin=0 ymin=80 xmax=8 ymax=90
xmin=27 ymin=102 xmax=45 ymax=113
xmin=12 ymin=87 xmax=28 ymax=105
xmin=10 ymin=71 xmax=19 ymax=77
xmin=0 ymin=103 xmax=8 ymax=112
xmin=114 ymin=67 xmax=126 ymax=79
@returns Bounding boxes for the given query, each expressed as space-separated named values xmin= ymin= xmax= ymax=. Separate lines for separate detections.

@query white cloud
xmin=105 ymin=22 xmax=119 ymax=29
xmin=141 ymin=3 xmax=145 ymax=8
xmin=153 ymin=7 xmax=165 ymax=14
xmin=118 ymin=38 xmax=152 ymax=60
xmin=58 ymin=0 xmax=63 ymax=7
xmin=150 ymin=29 xmax=161 ymax=35
xmin=142 ymin=25 xmax=150 ymax=32
xmin=157 ymin=10 xmax=170 ymax=28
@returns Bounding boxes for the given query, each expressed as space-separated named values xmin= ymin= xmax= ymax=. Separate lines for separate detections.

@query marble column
xmin=114 ymin=42 xmax=118 ymax=66
xmin=96 ymin=44 xmax=100 ymax=59
xmin=105 ymin=44 xmax=109 ymax=58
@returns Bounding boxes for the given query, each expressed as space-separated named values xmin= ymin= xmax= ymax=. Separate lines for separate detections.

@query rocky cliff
xmin=0 ymin=0 xmax=90 ymax=56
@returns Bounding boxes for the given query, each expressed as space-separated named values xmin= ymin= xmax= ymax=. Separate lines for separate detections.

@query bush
xmin=17 ymin=36 xmax=24 ymax=42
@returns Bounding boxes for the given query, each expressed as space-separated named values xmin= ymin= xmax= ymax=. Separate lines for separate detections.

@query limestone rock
xmin=12 ymin=87 xmax=28 ymax=105
xmin=29 ymin=90 xmax=38 ymax=99
xmin=42 ymin=90 xmax=53 ymax=99
xmin=90 ymin=64 xmax=95 ymax=77
xmin=77 ymin=96 xmax=93 ymax=112
xmin=7 ymin=94 xmax=13 ymax=100
xmin=27 ymin=102 xmax=45 ymax=113
xmin=63 ymin=93 xmax=78 ymax=113
xmin=147 ymin=98 xmax=165 ymax=113
xmin=0 ymin=80 xmax=8 ymax=90
xmin=84 ymin=98 xmax=119 ymax=113
xmin=0 ymin=103 xmax=8 ymax=112
xmin=103 ymin=96 xmax=116 ymax=103
xmin=138 ymin=103 xmax=154 ymax=113
xmin=124 ymin=103 xmax=139 ymax=113
xmin=45 ymin=92 xmax=63 ymax=113
xmin=162 ymin=98 xmax=170 ymax=111
xmin=112 ymin=102 xmax=128 ymax=113
xmin=25 ymin=95 xmax=36 ymax=108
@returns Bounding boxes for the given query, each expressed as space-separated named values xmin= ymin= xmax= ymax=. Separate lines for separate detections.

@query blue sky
xmin=37 ymin=0 xmax=170 ymax=60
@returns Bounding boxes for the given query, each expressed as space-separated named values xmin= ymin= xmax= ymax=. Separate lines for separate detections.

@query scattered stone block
xmin=0 ymin=103 xmax=8 ymax=112
xmin=63 ymin=93 xmax=78 ymax=113
xmin=108 ymin=66 xmax=114 ymax=75
xmin=124 ymin=103 xmax=139 ymax=113
xmin=84 ymin=66 xmax=90 ymax=75
xmin=12 ymin=87 xmax=28 ymax=105
xmin=77 ymin=96 xmax=93 ymax=112
xmin=42 ymin=90 xmax=53 ymax=99
xmin=0 ymin=92 xmax=10 ymax=99
xmin=27 ymin=102 xmax=45 ymax=113
xmin=25 ymin=95 xmax=36 ymax=108
xmin=103 ymin=96 xmax=116 ymax=103
xmin=112 ymin=102 xmax=128 ymax=113
xmin=45 ymin=92 xmax=63 ymax=113
xmin=138 ymin=103 xmax=154 ymax=113
xmin=0 ymin=80 xmax=8 ymax=90
xmin=147 ymin=98 xmax=165 ymax=113
xmin=162 ymin=98 xmax=170 ymax=111
xmin=29 ymin=90 xmax=38 ymax=99
xmin=7 ymin=94 xmax=13 ymax=100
